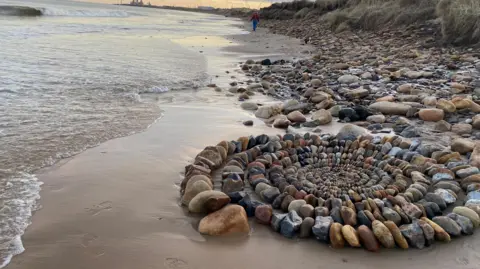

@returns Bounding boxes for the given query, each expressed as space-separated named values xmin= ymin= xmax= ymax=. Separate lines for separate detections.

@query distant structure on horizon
xmin=129 ymin=0 xmax=147 ymax=6
xmin=198 ymin=6 xmax=215 ymax=10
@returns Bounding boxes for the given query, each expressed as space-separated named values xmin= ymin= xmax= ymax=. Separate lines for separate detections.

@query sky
xmin=87 ymin=0 xmax=285 ymax=8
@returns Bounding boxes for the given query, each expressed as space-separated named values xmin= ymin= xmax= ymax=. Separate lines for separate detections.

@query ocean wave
xmin=0 ymin=173 xmax=42 ymax=269
xmin=0 ymin=5 xmax=130 ymax=18
xmin=0 ymin=6 xmax=42 ymax=16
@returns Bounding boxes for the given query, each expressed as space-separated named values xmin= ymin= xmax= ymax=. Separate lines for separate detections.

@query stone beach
xmin=179 ymin=8 xmax=480 ymax=249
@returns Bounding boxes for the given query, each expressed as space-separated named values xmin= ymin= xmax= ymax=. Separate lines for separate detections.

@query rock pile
xmin=180 ymin=129 xmax=480 ymax=250
xmin=235 ymin=55 xmax=480 ymax=140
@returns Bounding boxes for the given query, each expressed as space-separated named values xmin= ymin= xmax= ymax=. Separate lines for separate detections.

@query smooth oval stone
xmin=434 ymin=181 xmax=461 ymax=194
xmin=382 ymin=207 xmax=402 ymax=225
xmin=255 ymin=205 xmax=273 ymax=225
xmin=457 ymin=167 xmax=480 ymax=179
xmin=452 ymin=206 xmax=480 ymax=227
xmin=432 ymin=173 xmax=454 ymax=184
xmin=188 ymin=190 xmax=231 ymax=213
xmin=421 ymin=217 xmax=451 ymax=242
xmin=312 ymin=216 xmax=333 ymax=242
xmin=280 ymin=211 xmax=303 ymax=238
xmin=314 ymin=206 xmax=330 ymax=217
xmin=330 ymin=207 xmax=344 ymax=224
xmin=384 ymin=221 xmax=409 ymax=249
xmin=255 ymin=182 xmax=271 ymax=196
xmin=372 ymin=220 xmax=395 ymax=248
xmin=400 ymin=222 xmax=425 ymax=249
xmin=299 ymin=204 xmax=315 ymax=219
xmin=329 ymin=223 xmax=345 ymax=248
xmin=424 ymin=193 xmax=447 ymax=210
xmin=342 ymin=225 xmax=361 ymax=247
xmin=261 ymin=187 xmax=280 ymax=203
xmin=467 ymin=191 xmax=480 ymax=201
xmin=340 ymin=206 xmax=357 ymax=226
xmin=416 ymin=219 xmax=435 ymax=246
xmin=447 ymin=213 xmax=474 ymax=235
xmin=271 ymin=213 xmax=287 ymax=232
xmin=281 ymin=195 xmax=295 ymax=212
xmin=432 ymin=216 xmax=462 ymax=237
xmin=434 ymin=188 xmax=457 ymax=204
xmin=288 ymin=199 xmax=307 ymax=213
xmin=357 ymin=225 xmax=380 ymax=252
xmin=299 ymin=217 xmax=315 ymax=238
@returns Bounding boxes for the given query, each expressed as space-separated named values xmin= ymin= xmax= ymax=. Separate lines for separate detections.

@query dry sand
xmin=8 ymin=19 xmax=480 ymax=269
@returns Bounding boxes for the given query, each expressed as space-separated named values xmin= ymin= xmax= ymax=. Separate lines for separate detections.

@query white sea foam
xmin=140 ymin=86 xmax=170 ymax=93
xmin=0 ymin=173 xmax=42 ymax=268
xmin=40 ymin=7 xmax=130 ymax=17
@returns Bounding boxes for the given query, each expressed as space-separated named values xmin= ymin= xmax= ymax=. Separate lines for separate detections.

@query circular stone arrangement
xmin=180 ymin=127 xmax=480 ymax=251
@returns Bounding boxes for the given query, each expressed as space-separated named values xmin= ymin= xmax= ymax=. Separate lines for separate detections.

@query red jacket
xmin=250 ymin=13 xmax=260 ymax=21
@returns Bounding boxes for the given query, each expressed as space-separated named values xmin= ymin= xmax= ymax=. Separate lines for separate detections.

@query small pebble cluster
xmin=180 ymin=128 xmax=480 ymax=251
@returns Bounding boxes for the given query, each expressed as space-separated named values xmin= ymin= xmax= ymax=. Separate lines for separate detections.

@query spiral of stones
xmin=182 ymin=132 xmax=480 ymax=251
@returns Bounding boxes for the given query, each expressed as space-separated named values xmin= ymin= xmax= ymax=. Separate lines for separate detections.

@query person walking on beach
xmin=250 ymin=11 xmax=260 ymax=32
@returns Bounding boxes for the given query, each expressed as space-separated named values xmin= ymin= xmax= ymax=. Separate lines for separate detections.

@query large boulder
xmin=368 ymin=102 xmax=411 ymax=115
xmin=188 ymin=190 xmax=230 ymax=213
xmin=198 ymin=205 xmax=250 ymax=235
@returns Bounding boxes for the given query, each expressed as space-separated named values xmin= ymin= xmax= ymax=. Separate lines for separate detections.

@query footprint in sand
xmin=455 ymin=257 xmax=469 ymax=265
xmin=85 ymin=201 xmax=112 ymax=216
xmin=164 ymin=258 xmax=189 ymax=269
xmin=81 ymin=233 xmax=98 ymax=248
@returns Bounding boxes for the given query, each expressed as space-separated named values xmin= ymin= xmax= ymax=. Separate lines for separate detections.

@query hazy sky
xmin=88 ymin=0 xmax=283 ymax=8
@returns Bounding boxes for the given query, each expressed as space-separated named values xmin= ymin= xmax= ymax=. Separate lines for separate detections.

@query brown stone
xmin=198 ymin=205 xmax=250 ymax=236
xmin=255 ymin=205 xmax=273 ymax=225
xmin=357 ymin=225 xmax=380 ymax=252
xmin=329 ymin=223 xmax=345 ymax=248
xmin=372 ymin=220 xmax=396 ymax=248
xmin=384 ymin=221 xmax=409 ymax=249
xmin=421 ymin=217 xmax=451 ymax=242
xmin=418 ymin=108 xmax=444 ymax=122
xmin=340 ymin=206 xmax=357 ymax=226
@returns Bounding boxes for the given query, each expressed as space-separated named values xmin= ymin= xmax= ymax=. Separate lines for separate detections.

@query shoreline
xmin=7 ymin=3 xmax=480 ymax=269
xmin=6 ymin=14 xmax=319 ymax=269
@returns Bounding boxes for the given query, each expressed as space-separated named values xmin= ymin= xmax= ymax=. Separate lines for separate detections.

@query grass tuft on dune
xmin=260 ymin=0 xmax=480 ymax=45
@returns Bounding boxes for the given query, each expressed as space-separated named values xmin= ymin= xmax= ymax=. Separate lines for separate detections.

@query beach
xmin=4 ymin=1 xmax=480 ymax=268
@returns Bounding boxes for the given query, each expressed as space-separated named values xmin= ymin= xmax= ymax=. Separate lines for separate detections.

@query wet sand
xmin=9 ymin=20 xmax=480 ymax=269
